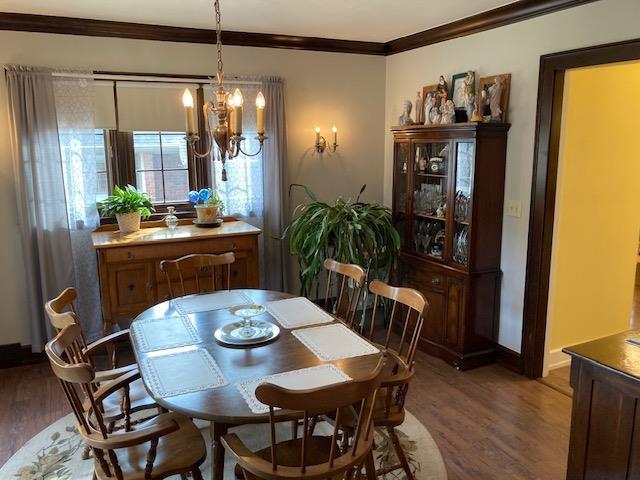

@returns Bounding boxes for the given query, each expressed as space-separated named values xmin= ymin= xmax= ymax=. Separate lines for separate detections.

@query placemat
xmin=236 ymin=364 xmax=351 ymax=414
xmin=140 ymin=348 xmax=228 ymax=398
xmin=266 ymin=297 xmax=334 ymax=329
xmin=292 ymin=323 xmax=380 ymax=361
xmin=173 ymin=291 xmax=253 ymax=315
xmin=130 ymin=315 xmax=202 ymax=352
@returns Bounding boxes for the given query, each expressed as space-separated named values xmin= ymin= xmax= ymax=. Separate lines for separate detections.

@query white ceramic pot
xmin=116 ymin=212 xmax=142 ymax=233
xmin=195 ymin=205 xmax=218 ymax=223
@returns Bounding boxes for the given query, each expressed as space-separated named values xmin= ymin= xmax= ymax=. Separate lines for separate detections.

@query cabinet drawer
xmin=103 ymin=236 xmax=254 ymax=263
xmin=402 ymin=260 xmax=445 ymax=291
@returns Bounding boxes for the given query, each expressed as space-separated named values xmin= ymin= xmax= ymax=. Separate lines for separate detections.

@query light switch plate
xmin=506 ymin=200 xmax=522 ymax=218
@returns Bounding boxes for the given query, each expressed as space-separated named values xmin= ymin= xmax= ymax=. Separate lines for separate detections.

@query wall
xmin=0 ymin=31 xmax=385 ymax=346
xmin=384 ymin=0 xmax=640 ymax=352
xmin=546 ymin=62 xmax=640 ymax=356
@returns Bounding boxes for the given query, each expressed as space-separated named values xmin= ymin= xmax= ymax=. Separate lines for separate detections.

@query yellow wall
xmin=547 ymin=62 xmax=640 ymax=351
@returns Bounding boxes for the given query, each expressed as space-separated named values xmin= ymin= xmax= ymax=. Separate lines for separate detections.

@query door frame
xmin=521 ymin=38 xmax=640 ymax=378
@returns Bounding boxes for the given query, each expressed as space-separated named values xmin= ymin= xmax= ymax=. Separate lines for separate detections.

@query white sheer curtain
xmin=208 ymin=77 xmax=286 ymax=290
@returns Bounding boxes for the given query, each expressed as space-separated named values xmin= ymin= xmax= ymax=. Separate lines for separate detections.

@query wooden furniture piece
xmin=564 ymin=330 xmax=640 ymax=479
xmin=92 ymin=219 xmax=260 ymax=336
xmin=390 ymin=122 xmax=510 ymax=370
xmin=130 ymin=289 xmax=384 ymax=480
xmin=46 ymin=324 xmax=206 ymax=479
xmin=160 ymin=252 xmax=236 ymax=299
xmin=323 ymin=258 xmax=366 ymax=326
xmin=222 ymin=360 xmax=385 ymax=480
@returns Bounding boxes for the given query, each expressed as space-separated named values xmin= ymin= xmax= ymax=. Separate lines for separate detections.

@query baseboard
xmin=495 ymin=344 xmax=523 ymax=373
xmin=0 ymin=343 xmax=45 ymax=369
xmin=547 ymin=348 xmax=571 ymax=370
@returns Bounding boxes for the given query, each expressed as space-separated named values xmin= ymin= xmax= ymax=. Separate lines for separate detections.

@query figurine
xmin=487 ymin=76 xmax=504 ymax=121
xmin=429 ymin=106 xmax=441 ymax=125
xmin=436 ymin=75 xmax=449 ymax=111
xmin=398 ymin=100 xmax=414 ymax=126
xmin=424 ymin=93 xmax=435 ymax=125
xmin=463 ymin=71 xmax=479 ymax=122
xmin=441 ymin=100 xmax=456 ymax=124
xmin=414 ymin=91 xmax=424 ymax=124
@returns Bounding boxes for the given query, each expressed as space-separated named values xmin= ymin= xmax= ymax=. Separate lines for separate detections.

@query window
xmin=95 ymin=130 xmax=111 ymax=202
xmin=133 ymin=131 xmax=190 ymax=204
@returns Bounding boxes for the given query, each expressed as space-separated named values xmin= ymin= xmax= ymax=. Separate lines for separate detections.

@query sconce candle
xmin=315 ymin=127 xmax=321 ymax=144
xmin=256 ymin=92 xmax=265 ymax=135
xmin=182 ymin=88 xmax=197 ymax=135
xmin=332 ymin=126 xmax=338 ymax=145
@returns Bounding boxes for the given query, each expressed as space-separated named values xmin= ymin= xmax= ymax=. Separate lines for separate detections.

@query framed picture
xmin=478 ymin=73 xmax=511 ymax=122
xmin=450 ymin=72 xmax=469 ymax=109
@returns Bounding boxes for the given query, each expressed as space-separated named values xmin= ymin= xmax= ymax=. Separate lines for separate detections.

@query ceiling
xmin=0 ymin=0 xmax=516 ymax=42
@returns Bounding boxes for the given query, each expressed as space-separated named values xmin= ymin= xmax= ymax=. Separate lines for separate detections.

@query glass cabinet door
xmin=410 ymin=141 xmax=450 ymax=260
xmin=393 ymin=141 xmax=410 ymax=247
xmin=452 ymin=141 xmax=475 ymax=267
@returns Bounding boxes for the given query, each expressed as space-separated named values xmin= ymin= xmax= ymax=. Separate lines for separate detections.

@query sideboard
xmin=92 ymin=219 xmax=261 ymax=335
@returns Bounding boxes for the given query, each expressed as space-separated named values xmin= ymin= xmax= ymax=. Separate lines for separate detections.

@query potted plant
xmin=283 ymin=184 xmax=401 ymax=297
xmin=99 ymin=185 xmax=154 ymax=233
xmin=188 ymin=188 xmax=225 ymax=224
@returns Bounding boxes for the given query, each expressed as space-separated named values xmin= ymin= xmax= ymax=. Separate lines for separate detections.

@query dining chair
xmin=223 ymin=359 xmax=386 ymax=480
xmin=160 ymin=252 xmax=236 ymax=299
xmin=322 ymin=258 xmax=367 ymax=327
xmin=339 ymin=280 xmax=428 ymax=480
xmin=45 ymin=288 xmax=158 ymax=433
xmin=46 ymin=324 xmax=207 ymax=480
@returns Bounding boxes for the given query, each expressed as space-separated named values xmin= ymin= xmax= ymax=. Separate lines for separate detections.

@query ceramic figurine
xmin=436 ymin=75 xmax=449 ymax=111
xmin=398 ymin=99 xmax=414 ymax=126
xmin=487 ymin=76 xmax=504 ymax=121
xmin=424 ymin=93 xmax=435 ymax=125
xmin=429 ymin=105 xmax=441 ymax=125
xmin=441 ymin=100 xmax=456 ymax=124
xmin=414 ymin=91 xmax=424 ymax=124
xmin=463 ymin=71 xmax=480 ymax=121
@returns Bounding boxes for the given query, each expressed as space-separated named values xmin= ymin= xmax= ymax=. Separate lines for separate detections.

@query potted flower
xmin=99 ymin=185 xmax=155 ymax=233
xmin=188 ymin=188 xmax=225 ymax=224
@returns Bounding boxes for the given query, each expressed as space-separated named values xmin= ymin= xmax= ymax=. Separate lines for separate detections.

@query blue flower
xmin=199 ymin=188 xmax=212 ymax=202
xmin=187 ymin=190 xmax=200 ymax=204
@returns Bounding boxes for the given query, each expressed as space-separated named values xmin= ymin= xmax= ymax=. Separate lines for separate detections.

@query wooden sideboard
xmin=92 ymin=219 xmax=261 ymax=335
xmin=564 ymin=331 xmax=640 ymax=479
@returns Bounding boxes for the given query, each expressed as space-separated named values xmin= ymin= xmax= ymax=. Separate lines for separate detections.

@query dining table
xmin=129 ymin=289 xmax=384 ymax=480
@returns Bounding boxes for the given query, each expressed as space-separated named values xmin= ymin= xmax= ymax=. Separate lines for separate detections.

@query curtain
xmin=209 ymin=77 xmax=286 ymax=291
xmin=6 ymin=66 xmax=74 ymax=350
xmin=54 ymin=73 xmax=103 ymax=342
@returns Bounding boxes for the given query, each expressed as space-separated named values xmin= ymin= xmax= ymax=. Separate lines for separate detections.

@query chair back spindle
xmin=323 ymin=259 xmax=366 ymax=327
xmin=160 ymin=252 xmax=235 ymax=299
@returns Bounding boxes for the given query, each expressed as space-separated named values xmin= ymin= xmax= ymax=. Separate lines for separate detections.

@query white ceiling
xmin=1 ymin=0 xmax=516 ymax=42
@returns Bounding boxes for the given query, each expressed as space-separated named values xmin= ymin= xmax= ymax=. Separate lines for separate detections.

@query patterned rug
xmin=1 ymin=410 xmax=447 ymax=480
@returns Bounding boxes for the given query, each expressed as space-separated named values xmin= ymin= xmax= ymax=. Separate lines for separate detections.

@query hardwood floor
xmin=0 ymin=350 xmax=572 ymax=479
xmin=538 ymin=365 xmax=573 ymax=398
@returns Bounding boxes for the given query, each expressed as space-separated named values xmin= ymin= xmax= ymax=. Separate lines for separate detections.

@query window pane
xmin=163 ymin=170 xmax=189 ymax=203
xmin=136 ymin=170 xmax=164 ymax=203
xmin=134 ymin=132 xmax=162 ymax=170
xmin=161 ymin=133 xmax=189 ymax=170
xmin=96 ymin=172 xmax=109 ymax=202
xmin=95 ymin=131 xmax=107 ymax=172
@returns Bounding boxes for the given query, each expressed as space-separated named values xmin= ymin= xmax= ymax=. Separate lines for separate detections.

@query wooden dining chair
xmin=160 ymin=252 xmax=236 ymax=299
xmin=45 ymin=289 xmax=158 ymax=433
xmin=223 ymin=359 xmax=386 ymax=480
xmin=323 ymin=258 xmax=367 ymax=326
xmin=46 ymin=324 xmax=207 ymax=480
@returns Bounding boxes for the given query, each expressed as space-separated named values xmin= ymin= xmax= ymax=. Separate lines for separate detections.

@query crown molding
xmin=0 ymin=1 xmax=601 ymax=56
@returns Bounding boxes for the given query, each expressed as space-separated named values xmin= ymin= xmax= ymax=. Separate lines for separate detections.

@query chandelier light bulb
xmin=256 ymin=92 xmax=266 ymax=109
xmin=182 ymin=88 xmax=194 ymax=108
xmin=233 ymin=88 xmax=244 ymax=107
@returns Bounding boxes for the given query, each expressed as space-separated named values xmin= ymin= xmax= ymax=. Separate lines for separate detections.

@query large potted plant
xmin=99 ymin=185 xmax=154 ymax=233
xmin=283 ymin=184 xmax=401 ymax=296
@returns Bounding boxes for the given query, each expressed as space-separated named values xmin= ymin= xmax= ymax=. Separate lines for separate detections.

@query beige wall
xmin=546 ymin=62 xmax=640 ymax=352
xmin=0 ymin=31 xmax=385 ymax=345
xmin=384 ymin=0 xmax=640 ymax=352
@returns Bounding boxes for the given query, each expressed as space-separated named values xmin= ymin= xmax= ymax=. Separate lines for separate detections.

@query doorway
xmin=521 ymin=38 xmax=640 ymax=378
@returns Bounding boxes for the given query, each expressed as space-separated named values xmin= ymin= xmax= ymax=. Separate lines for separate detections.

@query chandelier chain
xmin=214 ymin=0 xmax=223 ymax=78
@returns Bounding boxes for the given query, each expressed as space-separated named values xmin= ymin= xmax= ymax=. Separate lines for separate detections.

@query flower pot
xmin=195 ymin=205 xmax=218 ymax=224
xmin=116 ymin=212 xmax=142 ymax=233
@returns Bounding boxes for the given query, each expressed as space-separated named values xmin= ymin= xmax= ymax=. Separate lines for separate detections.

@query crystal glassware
xmin=164 ymin=206 xmax=179 ymax=230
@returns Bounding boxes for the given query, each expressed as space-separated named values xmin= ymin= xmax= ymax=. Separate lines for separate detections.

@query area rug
xmin=1 ymin=410 xmax=447 ymax=480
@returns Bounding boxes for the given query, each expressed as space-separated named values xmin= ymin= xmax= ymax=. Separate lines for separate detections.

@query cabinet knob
xmin=431 ymin=277 xmax=441 ymax=285
xmin=232 ymin=242 xmax=238 ymax=250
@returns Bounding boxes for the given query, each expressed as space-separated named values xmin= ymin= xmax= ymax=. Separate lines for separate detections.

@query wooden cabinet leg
xmin=210 ymin=422 xmax=229 ymax=480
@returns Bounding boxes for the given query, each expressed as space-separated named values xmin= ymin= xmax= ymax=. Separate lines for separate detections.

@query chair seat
xmin=94 ymin=412 xmax=206 ymax=480
xmin=330 ymin=387 xmax=405 ymax=430
xmin=85 ymin=378 xmax=157 ymax=423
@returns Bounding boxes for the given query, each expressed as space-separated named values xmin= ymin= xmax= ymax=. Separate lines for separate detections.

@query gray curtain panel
xmin=261 ymin=78 xmax=288 ymax=292
xmin=6 ymin=66 xmax=74 ymax=351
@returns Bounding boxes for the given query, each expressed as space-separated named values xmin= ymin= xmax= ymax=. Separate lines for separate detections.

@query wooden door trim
xmin=521 ymin=38 xmax=640 ymax=378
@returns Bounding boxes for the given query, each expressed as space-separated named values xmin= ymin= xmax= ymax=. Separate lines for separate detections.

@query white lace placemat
xmin=236 ymin=364 xmax=351 ymax=414
xmin=172 ymin=291 xmax=253 ymax=315
xmin=130 ymin=315 xmax=202 ymax=353
xmin=265 ymin=297 xmax=334 ymax=329
xmin=140 ymin=348 xmax=228 ymax=398
xmin=292 ymin=323 xmax=380 ymax=361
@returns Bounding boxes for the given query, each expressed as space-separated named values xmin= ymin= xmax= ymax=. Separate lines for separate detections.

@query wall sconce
xmin=314 ymin=126 xmax=339 ymax=153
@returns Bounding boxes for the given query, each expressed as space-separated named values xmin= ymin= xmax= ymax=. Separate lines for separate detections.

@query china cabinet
xmin=391 ymin=122 xmax=510 ymax=370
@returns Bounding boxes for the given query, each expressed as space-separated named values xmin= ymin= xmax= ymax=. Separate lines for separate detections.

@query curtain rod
xmin=51 ymin=70 xmax=262 ymax=85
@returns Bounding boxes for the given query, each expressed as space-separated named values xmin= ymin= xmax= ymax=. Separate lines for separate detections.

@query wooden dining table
xmin=130 ymin=289 xmax=384 ymax=480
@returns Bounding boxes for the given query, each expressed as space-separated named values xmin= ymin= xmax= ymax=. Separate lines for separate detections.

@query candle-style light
xmin=181 ymin=0 xmax=268 ymax=181
xmin=332 ymin=126 xmax=338 ymax=146
xmin=314 ymin=125 xmax=339 ymax=153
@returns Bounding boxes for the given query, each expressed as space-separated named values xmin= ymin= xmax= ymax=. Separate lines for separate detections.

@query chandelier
xmin=182 ymin=0 xmax=267 ymax=181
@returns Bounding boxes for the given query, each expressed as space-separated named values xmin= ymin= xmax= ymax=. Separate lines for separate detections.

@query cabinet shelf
xmin=414 ymin=212 xmax=446 ymax=222
xmin=415 ymin=173 xmax=447 ymax=178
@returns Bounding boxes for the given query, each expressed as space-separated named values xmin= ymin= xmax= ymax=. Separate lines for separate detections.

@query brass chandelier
xmin=182 ymin=0 xmax=267 ymax=181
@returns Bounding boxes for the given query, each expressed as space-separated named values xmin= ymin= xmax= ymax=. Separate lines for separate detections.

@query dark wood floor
xmin=0 ymin=350 xmax=572 ymax=479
